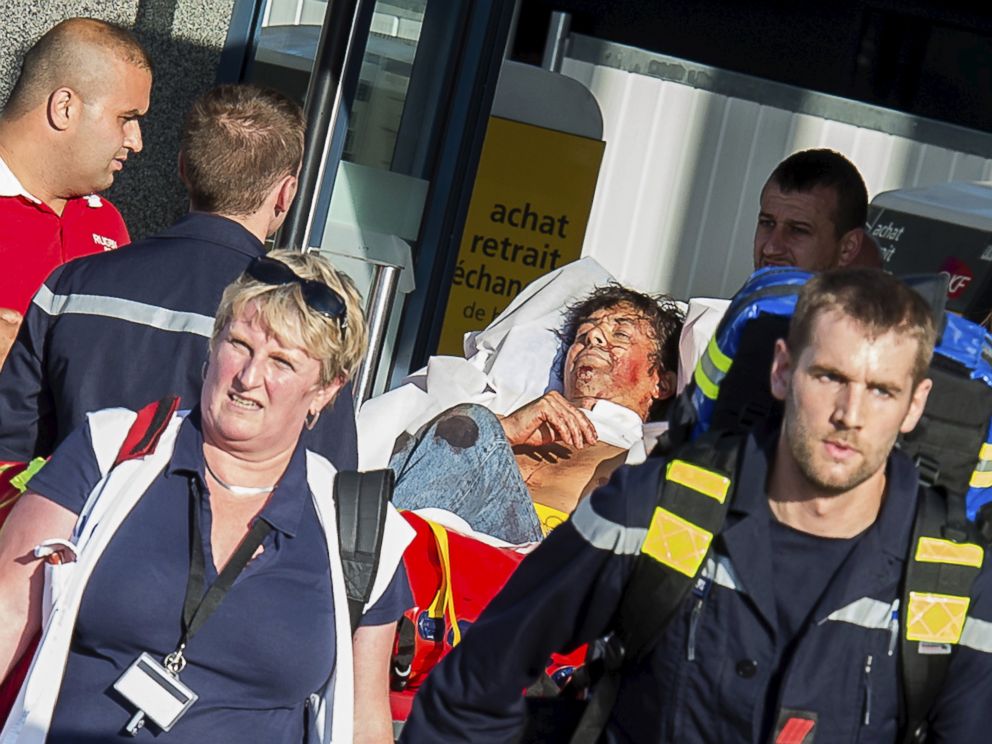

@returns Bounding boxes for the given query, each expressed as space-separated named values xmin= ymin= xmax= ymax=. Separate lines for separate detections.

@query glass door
xmin=235 ymin=0 xmax=515 ymax=398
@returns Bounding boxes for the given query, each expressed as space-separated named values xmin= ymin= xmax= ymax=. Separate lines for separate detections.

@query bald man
xmin=0 ymin=17 xmax=152 ymax=363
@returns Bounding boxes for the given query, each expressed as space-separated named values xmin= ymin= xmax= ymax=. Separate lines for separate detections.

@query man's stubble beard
xmin=783 ymin=408 xmax=893 ymax=496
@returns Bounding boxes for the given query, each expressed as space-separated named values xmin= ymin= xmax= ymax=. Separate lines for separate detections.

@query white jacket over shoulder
xmin=0 ymin=407 xmax=412 ymax=744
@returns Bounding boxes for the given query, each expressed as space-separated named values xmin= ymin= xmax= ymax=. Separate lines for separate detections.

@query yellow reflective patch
xmin=970 ymin=469 xmax=992 ymax=489
xmin=706 ymin=336 xmax=732 ymax=373
xmin=979 ymin=443 xmax=992 ymax=461
xmin=666 ymin=460 xmax=731 ymax=504
xmin=641 ymin=506 xmax=714 ymax=577
xmin=915 ymin=536 xmax=984 ymax=569
xmin=905 ymin=591 xmax=971 ymax=644
xmin=10 ymin=457 xmax=46 ymax=494
xmin=533 ymin=502 xmax=569 ymax=536
xmin=693 ymin=362 xmax=719 ymax=400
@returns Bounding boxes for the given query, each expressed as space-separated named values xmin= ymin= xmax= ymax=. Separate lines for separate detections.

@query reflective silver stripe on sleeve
xmin=700 ymin=554 xmax=743 ymax=593
xmin=33 ymin=284 xmax=215 ymax=337
xmin=959 ymin=616 xmax=992 ymax=653
xmin=569 ymin=497 xmax=646 ymax=555
xmin=824 ymin=597 xmax=898 ymax=630
xmin=824 ymin=600 xmax=992 ymax=652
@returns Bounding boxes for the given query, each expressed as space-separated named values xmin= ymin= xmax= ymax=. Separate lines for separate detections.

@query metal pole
xmin=503 ymin=0 xmax=521 ymax=60
xmin=277 ymin=0 xmax=364 ymax=251
xmin=353 ymin=264 xmax=401 ymax=407
xmin=541 ymin=10 xmax=571 ymax=73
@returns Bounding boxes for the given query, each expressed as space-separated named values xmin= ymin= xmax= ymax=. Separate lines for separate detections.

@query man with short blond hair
xmin=0 ymin=84 xmax=359 ymax=469
xmin=180 ymin=83 xmax=305 ymax=216
xmin=0 ymin=18 xmax=152 ymax=359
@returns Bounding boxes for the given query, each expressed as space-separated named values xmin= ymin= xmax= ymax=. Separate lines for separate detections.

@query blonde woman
xmin=0 ymin=251 xmax=411 ymax=743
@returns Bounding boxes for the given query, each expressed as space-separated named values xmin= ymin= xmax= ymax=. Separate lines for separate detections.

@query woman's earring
xmin=201 ymin=361 xmax=208 ymax=381
xmin=305 ymin=410 xmax=320 ymax=431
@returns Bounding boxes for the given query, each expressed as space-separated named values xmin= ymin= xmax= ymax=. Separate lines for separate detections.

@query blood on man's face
xmin=563 ymin=302 xmax=661 ymax=420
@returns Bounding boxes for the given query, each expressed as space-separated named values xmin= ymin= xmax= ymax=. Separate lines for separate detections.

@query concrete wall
xmin=0 ymin=0 xmax=239 ymax=240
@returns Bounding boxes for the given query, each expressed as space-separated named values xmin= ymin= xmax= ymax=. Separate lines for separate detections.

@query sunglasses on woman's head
xmin=246 ymin=256 xmax=348 ymax=328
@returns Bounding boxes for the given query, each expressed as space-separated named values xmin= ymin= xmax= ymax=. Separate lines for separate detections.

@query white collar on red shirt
xmin=0 ymin=154 xmax=104 ymax=207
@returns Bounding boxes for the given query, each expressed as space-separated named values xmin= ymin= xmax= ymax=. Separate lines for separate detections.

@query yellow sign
xmin=436 ymin=116 xmax=605 ymax=355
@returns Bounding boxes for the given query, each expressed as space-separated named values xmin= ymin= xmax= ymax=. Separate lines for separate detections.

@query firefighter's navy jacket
xmin=0 ymin=212 xmax=358 ymax=468
xmin=401 ymin=429 xmax=992 ymax=743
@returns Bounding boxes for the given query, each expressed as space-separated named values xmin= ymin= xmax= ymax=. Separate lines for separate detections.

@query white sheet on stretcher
xmin=357 ymin=257 xmax=665 ymax=470
xmin=677 ymin=297 xmax=731 ymax=394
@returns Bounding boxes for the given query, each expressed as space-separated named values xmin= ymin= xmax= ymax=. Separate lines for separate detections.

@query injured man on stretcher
xmin=359 ymin=260 xmax=684 ymax=544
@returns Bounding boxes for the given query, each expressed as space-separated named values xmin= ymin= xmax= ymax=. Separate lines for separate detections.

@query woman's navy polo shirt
xmin=30 ymin=410 xmax=411 ymax=743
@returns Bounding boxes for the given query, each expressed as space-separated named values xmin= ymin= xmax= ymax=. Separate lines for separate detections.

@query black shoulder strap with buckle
xmin=333 ymin=469 xmax=395 ymax=633
xmin=900 ymin=485 xmax=984 ymax=743
xmin=568 ymin=429 xmax=745 ymax=743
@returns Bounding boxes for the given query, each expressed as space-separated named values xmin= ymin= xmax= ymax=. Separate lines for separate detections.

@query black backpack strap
xmin=900 ymin=485 xmax=985 ymax=743
xmin=333 ymin=469 xmax=395 ymax=634
xmin=898 ymin=356 xmax=992 ymax=515
xmin=568 ymin=430 xmax=745 ymax=743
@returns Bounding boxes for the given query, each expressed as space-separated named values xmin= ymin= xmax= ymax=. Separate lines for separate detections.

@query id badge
xmin=113 ymin=652 xmax=198 ymax=732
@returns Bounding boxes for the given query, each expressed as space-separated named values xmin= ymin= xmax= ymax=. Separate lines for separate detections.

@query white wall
xmin=562 ymin=53 xmax=992 ymax=301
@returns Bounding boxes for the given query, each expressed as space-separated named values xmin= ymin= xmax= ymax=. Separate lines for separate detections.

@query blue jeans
xmin=389 ymin=404 xmax=543 ymax=544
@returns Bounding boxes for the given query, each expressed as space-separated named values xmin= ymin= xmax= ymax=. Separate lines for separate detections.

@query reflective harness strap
xmin=615 ymin=431 xmax=741 ymax=661
xmin=900 ymin=486 xmax=985 ymax=744
xmin=568 ymin=430 xmax=744 ymax=744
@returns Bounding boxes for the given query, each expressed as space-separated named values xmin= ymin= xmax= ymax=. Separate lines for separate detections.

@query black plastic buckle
xmin=911 ymin=720 xmax=929 ymax=744
xmin=580 ymin=634 xmax=626 ymax=683
xmin=913 ymin=455 xmax=941 ymax=488
xmin=942 ymin=522 xmax=971 ymax=544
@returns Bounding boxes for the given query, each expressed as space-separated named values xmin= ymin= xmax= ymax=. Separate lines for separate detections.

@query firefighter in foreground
xmin=401 ymin=268 xmax=992 ymax=743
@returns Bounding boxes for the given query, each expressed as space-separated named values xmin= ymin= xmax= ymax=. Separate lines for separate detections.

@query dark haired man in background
xmin=678 ymin=149 xmax=882 ymax=393
xmin=754 ymin=148 xmax=879 ymax=271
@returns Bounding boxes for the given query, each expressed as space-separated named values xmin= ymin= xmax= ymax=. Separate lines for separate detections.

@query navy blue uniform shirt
xmin=0 ymin=212 xmax=358 ymax=469
xmin=401 ymin=428 xmax=992 ymax=743
xmin=31 ymin=410 xmax=409 ymax=743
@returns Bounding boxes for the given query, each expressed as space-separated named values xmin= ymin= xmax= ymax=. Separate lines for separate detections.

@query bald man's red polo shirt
xmin=0 ymin=157 xmax=129 ymax=314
